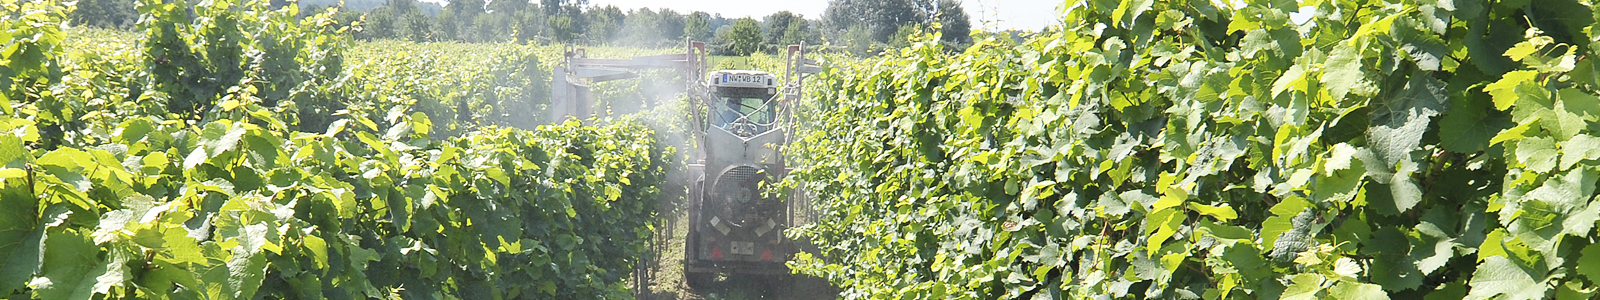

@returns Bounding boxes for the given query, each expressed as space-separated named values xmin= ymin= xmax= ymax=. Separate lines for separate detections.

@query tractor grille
xmin=713 ymin=166 xmax=769 ymax=227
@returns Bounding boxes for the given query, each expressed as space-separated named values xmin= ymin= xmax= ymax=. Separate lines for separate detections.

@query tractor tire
xmin=685 ymin=271 xmax=714 ymax=290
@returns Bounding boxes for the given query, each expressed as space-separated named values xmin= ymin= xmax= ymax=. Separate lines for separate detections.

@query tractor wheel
xmin=685 ymin=271 xmax=714 ymax=290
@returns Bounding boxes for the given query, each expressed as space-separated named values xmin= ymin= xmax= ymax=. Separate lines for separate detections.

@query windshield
xmin=724 ymin=96 xmax=773 ymax=123
xmin=710 ymin=88 xmax=777 ymax=135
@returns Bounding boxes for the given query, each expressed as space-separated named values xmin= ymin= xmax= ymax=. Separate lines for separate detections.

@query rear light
xmin=760 ymin=249 xmax=774 ymax=261
xmin=711 ymin=246 xmax=724 ymax=259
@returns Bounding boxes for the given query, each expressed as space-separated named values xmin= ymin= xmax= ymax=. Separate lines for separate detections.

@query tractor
xmin=549 ymin=42 xmax=821 ymax=290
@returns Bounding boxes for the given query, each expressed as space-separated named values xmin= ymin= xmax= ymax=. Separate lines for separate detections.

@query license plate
xmin=725 ymin=74 xmax=764 ymax=84
xmin=730 ymin=241 xmax=756 ymax=255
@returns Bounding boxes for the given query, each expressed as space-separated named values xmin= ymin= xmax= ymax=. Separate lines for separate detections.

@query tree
xmin=933 ymin=0 xmax=971 ymax=45
xmin=822 ymin=0 xmax=969 ymax=54
xmin=822 ymin=0 xmax=929 ymax=43
xmin=401 ymin=9 xmax=435 ymax=42
xmin=716 ymin=18 xmax=762 ymax=56
xmin=657 ymin=9 xmax=686 ymax=43
xmin=362 ymin=5 xmax=400 ymax=39
xmin=685 ymin=11 xmax=713 ymax=42
xmin=616 ymin=8 xmax=662 ymax=47
xmin=541 ymin=0 xmax=586 ymax=42
xmin=69 ymin=0 xmax=137 ymax=29
xmin=842 ymin=24 xmax=874 ymax=56
xmin=487 ymin=0 xmax=527 ymax=14
xmin=584 ymin=5 xmax=625 ymax=44
xmin=446 ymin=0 xmax=488 ymax=16
xmin=513 ymin=5 xmax=547 ymax=43
xmin=763 ymin=11 xmax=815 ymax=50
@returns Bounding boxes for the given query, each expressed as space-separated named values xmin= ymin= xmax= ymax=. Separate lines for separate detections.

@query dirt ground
xmin=634 ymin=206 xmax=839 ymax=300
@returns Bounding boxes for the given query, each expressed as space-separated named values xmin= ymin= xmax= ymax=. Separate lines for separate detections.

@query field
xmin=10 ymin=0 xmax=1600 ymax=299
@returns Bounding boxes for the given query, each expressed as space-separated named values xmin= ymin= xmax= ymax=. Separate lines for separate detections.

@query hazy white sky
xmin=430 ymin=0 xmax=1065 ymax=31
xmin=584 ymin=0 xmax=1062 ymax=31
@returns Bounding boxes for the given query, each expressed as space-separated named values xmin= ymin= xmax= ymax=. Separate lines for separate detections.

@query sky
xmin=423 ymin=0 xmax=1065 ymax=31
xmin=583 ymin=0 xmax=1062 ymax=31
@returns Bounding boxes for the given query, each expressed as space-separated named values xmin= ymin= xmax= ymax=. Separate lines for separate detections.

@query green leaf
xmin=1385 ymin=165 xmax=1426 ymax=215
xmin=1368 ymin=227 xmax=1424 ymax=291
xmin=1153 ymin=187 xmax=1187 ymax=211
xmin=1145 ymin=209 xmax=1185 ymax=255
xmin=1330 ymin=281 xmax=1390 ymax=300
xmin=1201 ymin=220 xmax=1256 ymax=241
xmin=1558 ymin=88 xmax=1600 ymax=121
xmin=1467 ymin=256 xmax=1548 ymax=300
xmin=206 ymin=123 xmax=248 ymax=157
xmin=1270 ymin=210 xmax=1319 ymax=263
xmin=1281 ymin=273 xmax=1326 ymax=300
xmin=30 ymin=228 xmax=112 ymax=300
xmin=1491 ymin=118 xmax=1541 ymax=146
xmin=1440 ymin=93 xmax=1511 ymax=153
xmin=297 ymin=234 xmax=329 ymax=270
xmin=1322 ymin=44 xmax=1364 ymax=101
xmin=1484 ymin=71 xmax=1539 ymax=111
xmin=1263 ymin=196 xmax=1312 ymax=248
xmin=1514 ymin=137 xmax=1560 ymax=173
xmin=1395 ymin=21 xmax=1448 ymax=71
xmin=1412 ymin=237 xmax=1456 ymax=275
xmin=1272 ymin=64 xmax=1308 ymax=98
xmin=1368 ymin=74 xmax=1447 ymax=168
xmin=1187 ymin=202 xmax=1238 ymax=221
xmin=1577 ymin=243 xmax=1600 ymax=282
xmin=0 ymin=205 xmax=44 ymax=295
xmin=183 ymin=147 xmax=208 ymax=170
xmin=1316 ymin=144 xmax=1367 ymax=202
xmin=410 ymin=112 xmax=432 ymax=136
xmin=1503 ymin=40 xmax=1540 ymax=61
xmin=1560 ymin=135 xmax=1600 ymax=170
xmin=1425 ymin=281 xmax=1469 ymax=300
xmin=0 ymin=134 xmax=27 ymax=168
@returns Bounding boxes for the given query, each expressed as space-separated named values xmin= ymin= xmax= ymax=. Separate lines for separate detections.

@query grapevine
xmin=0 ymin=1 xmax=671 ymax=299
xmin=786 ymin=0 xmax=1600 ymax=299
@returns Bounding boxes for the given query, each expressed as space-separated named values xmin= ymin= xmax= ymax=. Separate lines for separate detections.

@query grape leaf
xmin=1368 ymin=227 xmax=1424 ymax=291
xmin=1578 ymin=243 xmax=1600 ymax=282
xmin=1330 ymin=281 xmax=1390 ymax=300
xmin=1514 ymin=137 xmax=1560 ymax=173
xmin=0 ymin=217 xmax=42 ymax=295
xmin=1395 ymin=21 xmax=1448 ymax=71
xmin=1411 ymin=237 xmax=1456 ymax=275
xmin=1467 ymin=256 xmax=1547 ymax=300
xmin=1272 ymin=64 xmax=1308 ymax=98
xmin=1322 ymin=44 xmax=1364 ymax=101
xmin=1281 ymin=273 xmax=1325 ymax=300
xmin=1558 ymin=88 xmax=1600 ymax=121
xmin=1368 ymin=74 xmax=1447 ymax=168
xmin=31 ymin=228 xmax=104 ymax=300
xmin=1439 ymin=93 xmax=1511 ymax=153
xmin=1484 ymin=71 xmax=1540 ymax=111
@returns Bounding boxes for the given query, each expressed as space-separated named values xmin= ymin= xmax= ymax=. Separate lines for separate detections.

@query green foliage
xmin=68 ymin=0 xmax=136 ymax=29
xmin=342 ymin=40 xmax=553 ymax=134
xmin=787 ymin=0 xmax=1600 ymax=298
xmin=136 ymin=0 xmax=346 ymax=127
xmin=685 ymin=11 xmax=714 ymax=42
xmin=1 ymin=1 xmax=672 ymax=299
xmin=821 ymin=0 xmax=972 ymax=54
xmin=716 ymin=18 xmax=764 ymax=56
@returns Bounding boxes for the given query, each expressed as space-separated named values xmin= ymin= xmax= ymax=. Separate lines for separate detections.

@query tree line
xmin=69 ymin=0 xmax=973 ymax=56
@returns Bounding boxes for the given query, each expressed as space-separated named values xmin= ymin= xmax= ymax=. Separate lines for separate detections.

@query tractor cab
xmin=708 ymin=70 xmax=779 ymax=137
